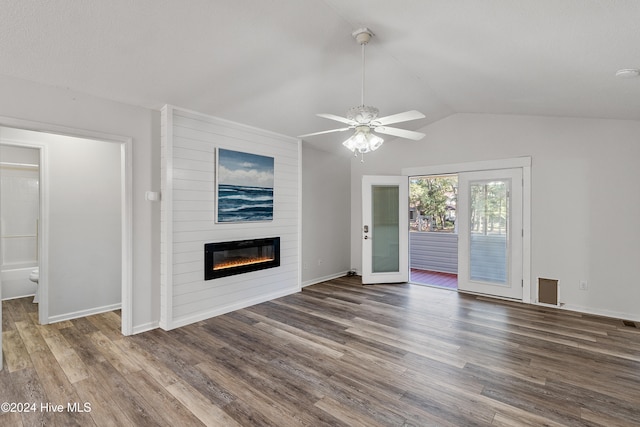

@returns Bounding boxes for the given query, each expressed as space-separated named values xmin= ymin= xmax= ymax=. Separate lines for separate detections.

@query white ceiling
xmin=1 ymin=0 xmax=639 ymax=152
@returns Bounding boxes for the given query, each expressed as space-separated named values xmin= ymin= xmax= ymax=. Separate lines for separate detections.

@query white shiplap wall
xmin=160 ymin=105 xmax=300 ymax=330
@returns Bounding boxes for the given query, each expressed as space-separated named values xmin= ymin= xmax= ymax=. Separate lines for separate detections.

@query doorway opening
xmin=409 ymin=174 xmax=458 ymax=290
xmin=0 ymin=118 xmax=132 ymax=336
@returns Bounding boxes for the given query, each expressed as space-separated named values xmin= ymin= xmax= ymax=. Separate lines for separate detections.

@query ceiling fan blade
xmin=317 ymin=113 xmax=357 ymax=125
xmin=374 ymin=110 xmax=425 ymax=126
xmin=374 ymin=126 xmax=426 ymax=141
xmin=298 ymin=127 xmax=351 ymax=138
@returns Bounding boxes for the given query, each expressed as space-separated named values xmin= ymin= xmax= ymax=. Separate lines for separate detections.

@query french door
xmin=457 ymin=169 xmax=523 ymax=299
xmin=361 ymin=175 xmax=408 ymax=284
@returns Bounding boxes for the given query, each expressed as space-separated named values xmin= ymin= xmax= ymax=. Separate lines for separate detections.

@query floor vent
xmin=622 ymin=320 xmax=637 ymax=328
xmin=538 ymin=278 xmax=558 ymax=305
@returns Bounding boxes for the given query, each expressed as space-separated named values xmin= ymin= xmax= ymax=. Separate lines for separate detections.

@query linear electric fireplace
xmin=204 ymin=237 xmax=280 ymax=280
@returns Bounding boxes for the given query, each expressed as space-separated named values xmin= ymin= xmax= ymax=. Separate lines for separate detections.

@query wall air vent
xmin=538 ymin=278 xmax=559 ymax=305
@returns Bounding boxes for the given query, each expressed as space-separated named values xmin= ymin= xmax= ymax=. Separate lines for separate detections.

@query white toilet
xmin=28 ymin=267 xmax=39 ymax=303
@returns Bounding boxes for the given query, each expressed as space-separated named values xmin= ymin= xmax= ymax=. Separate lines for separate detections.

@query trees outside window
xmin=469 ymin=181 xmax=507 ymax=235
xmin=409 ymin=175 xmax=457 ymax=232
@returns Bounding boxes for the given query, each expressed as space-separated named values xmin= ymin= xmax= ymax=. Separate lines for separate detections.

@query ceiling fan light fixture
xmin=298 ymin=26 xmax=425 ymax=160
xmin=347 ymin=105 xmax=379 ymax=123
xmin=342 ymin=126 xmax=384 ymax=154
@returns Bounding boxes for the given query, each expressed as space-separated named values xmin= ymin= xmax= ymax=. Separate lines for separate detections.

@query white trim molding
xmin=402 ymin=156 xmax=531 ymax=177
xmin=48 ymin=303 xmax=122 ymax=324
xmin=302 ymin=271 xmax=351 ymax=287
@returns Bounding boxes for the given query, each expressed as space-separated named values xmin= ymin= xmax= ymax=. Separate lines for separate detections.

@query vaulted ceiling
xmin=1 ymin=1 xmax=638 ymax=152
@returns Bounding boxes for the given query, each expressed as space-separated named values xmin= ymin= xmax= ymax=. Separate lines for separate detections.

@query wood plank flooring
xmin=2 ymin=275 xmax=640 ymax=426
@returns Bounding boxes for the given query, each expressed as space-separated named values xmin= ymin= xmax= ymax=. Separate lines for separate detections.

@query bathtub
xmin=1 ymin=262 xmax=37 ymax=300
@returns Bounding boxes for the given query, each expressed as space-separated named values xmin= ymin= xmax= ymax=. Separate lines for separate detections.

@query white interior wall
xmin=0 ymin=74 xmax=159 ymax=330
xmin=301 ymin=144 xmax=352 ymax=285
xmin=351 ymin=113 xmax=640 ymax=321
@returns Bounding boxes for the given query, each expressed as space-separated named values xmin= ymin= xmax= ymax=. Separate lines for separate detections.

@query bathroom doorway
xmin=0 ymin=119 xmax=132 ymax=338
xmin=0 ymin=145 xmax=40 ymax=302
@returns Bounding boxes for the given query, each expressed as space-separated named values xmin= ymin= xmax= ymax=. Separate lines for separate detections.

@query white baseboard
xmin=1 ymin=293 xmax=36 ymax=302
xmin=552 ymin=303 xmax=640 ymax=323
xmin=47 ymin=303 xmax=122 ymax=324
xmin=302 ymin=271 xmax=350 ymax=287
xmin=132 ymin=321 xmax=160 ymax=335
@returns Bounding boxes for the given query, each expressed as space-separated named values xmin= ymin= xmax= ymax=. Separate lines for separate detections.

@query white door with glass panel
xmin=362 ymin=176 xmax=408 ymax=284
xmin=457 ymin=169 xmax=523 ymax=299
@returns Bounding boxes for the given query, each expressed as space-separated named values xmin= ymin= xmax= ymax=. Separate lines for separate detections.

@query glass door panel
xmin=362 ymin=175 xmax=408 ymax=284
xmin=469 ymin=180 xmax=508 ymax=285
xmin=372 ymin=185 xmax=400 ymax=273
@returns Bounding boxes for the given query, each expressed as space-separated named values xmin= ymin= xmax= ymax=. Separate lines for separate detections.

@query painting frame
xmin=215 ymin=148 xmax=274 ymax=223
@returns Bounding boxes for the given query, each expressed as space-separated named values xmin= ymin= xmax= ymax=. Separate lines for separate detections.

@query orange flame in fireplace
xmin=213 ymin=256 xmax=275 ymax=270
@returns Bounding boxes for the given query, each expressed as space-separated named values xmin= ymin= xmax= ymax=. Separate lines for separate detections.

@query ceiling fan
xmin=299 ymin=28 xmax=426 ymax=160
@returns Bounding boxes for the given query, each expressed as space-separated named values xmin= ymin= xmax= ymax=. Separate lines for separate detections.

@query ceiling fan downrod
xmin=352 ymin=28 xmax=374 ymax=107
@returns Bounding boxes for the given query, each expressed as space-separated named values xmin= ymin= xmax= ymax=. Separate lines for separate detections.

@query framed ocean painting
xmin=215 ymin=148 xmax=274 ymax=222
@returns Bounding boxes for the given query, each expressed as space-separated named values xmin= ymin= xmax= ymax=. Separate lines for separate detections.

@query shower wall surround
xmin=0 ymin=144 xmax=39 ymax=299
xmin=0 ymin=146 xmax=39 ymax=266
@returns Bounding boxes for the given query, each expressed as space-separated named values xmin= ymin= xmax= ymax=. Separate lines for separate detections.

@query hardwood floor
xmin=2 ymin=275 xmax=640 ymax=426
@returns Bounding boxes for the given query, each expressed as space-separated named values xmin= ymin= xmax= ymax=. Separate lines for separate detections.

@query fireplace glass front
xmin=205 ymin=237 xmax=280 ymax=280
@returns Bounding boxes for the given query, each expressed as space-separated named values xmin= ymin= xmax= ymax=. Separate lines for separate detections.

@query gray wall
xmin=301 ymin=144 xmax=351 ymax=285
xmin=48 ymin=133 xmax=122 ymax=318
xmin=350 ymin=113 xmax=640 ymax=321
